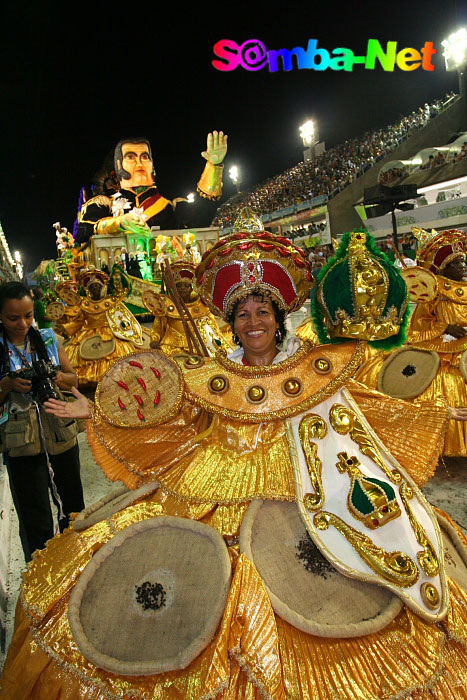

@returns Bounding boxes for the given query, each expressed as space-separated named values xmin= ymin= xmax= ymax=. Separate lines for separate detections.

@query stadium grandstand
xmin=213 ymin=91 xmax=467 ymax=248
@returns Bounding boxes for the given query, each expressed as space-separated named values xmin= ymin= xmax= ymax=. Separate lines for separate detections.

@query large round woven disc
xmin=73 ymin=481 xmax=160 ymax=531
xmin=401 ymin=266 xmax=437 ymax=303
xmin=79 ymin=335 xmax=116 ymax=360
xmin=436 ymin=511 xmax=467 ymax=591
xmin=240 ymin=500 xmax=403 ymax=638
xmin=95 ymin=350 xmax=183 ymax=427
xmin=46 ymin=301 xmax=66 ymax=321
xmin=377 ymin=347 xmax=440 ymax=399
xmin=68 ymin=516 xmax=231 ymax=675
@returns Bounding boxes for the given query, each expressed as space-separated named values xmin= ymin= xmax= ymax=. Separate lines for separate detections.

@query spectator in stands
xmin=212 ymin=94 xmax=454 ymax=230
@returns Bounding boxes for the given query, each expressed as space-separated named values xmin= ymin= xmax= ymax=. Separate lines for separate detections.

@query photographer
xmin=0 ymin=282 xmax=84 ymax=561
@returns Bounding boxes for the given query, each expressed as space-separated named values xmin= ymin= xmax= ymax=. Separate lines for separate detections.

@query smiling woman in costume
xmin=1 ymin=225 xmax=467 ymax=700
xmin=355 ymin=226 xmax=467 ymax=458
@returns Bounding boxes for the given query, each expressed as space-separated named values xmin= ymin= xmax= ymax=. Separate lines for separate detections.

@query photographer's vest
xmin=0 ymin=328 xmax=78 ymax=458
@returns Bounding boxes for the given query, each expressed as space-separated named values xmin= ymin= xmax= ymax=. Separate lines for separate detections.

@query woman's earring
xmin=275 ymin=329 xmax=282 ymax=344
xmin=233 ymin=333 xmax=240 ymax=345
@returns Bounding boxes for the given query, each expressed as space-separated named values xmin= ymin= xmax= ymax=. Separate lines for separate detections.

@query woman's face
xmin=233 ymin=296 xmax=279 ymax=357
xmin=1 ymin=296 xmax=34 ymax=342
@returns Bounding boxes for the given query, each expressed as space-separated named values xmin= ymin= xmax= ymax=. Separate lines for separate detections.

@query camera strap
xmin=9 ymin=337 xmax=34 ymax=369
xmin=34 ymin=401 xmax=65 ymax=521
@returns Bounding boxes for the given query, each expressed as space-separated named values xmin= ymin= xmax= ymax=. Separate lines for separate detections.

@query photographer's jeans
xmin=5 ymin=442 xmax=84 ymax=561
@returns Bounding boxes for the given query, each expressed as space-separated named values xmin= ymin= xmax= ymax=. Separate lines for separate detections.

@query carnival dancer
xmin=355 ymin=226 xmax=467 ymax=457
xmin=2 ymin=227 xmax=467 ymax=699
xmin=49 ymin=269 xmax=145 ymax=388
xmin=144 ymin=259 xmax=234 ymax=356
xmin=76 ymin=131 xmax=228 ymax=243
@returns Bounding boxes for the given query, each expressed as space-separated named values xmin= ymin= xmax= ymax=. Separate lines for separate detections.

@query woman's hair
xmin=0 ymin=281 xmax=33 ymax=311
xmin=226 ymin=289 xmax=287 ymax=346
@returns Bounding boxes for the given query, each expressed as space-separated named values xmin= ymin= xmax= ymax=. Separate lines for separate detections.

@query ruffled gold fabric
xmin=345 ymin=380 xmax=450 ymax=486
xmin=3 ymin=519 xmax=467 ymax=700
xmin=1 ymin=346 xmax=465 ymax=700
xmin=89 ymin=410 xmax=297 ymax=502
xmin=295 ymin=318 xmax=319 ymax=345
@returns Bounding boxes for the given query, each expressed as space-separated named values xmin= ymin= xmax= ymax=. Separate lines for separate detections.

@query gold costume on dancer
xmin=356 ymin=228 xmax=467 ymax=456
xmin=144 ymin=261 xmax=234 ymax=356
xmin=50 ymin=271 xmax=144 ymax=388
xmin=2 ymin=229 xmax=467 ymax=700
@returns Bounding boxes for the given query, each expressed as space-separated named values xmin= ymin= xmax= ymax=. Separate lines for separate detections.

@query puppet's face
xmin=119 ymin=142 xmax=154 ymax=187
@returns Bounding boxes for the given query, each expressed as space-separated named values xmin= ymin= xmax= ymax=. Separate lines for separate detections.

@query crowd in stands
xmin=290 ymin=233 xmax=418 ymax=281
xmin=212 ymin=93 xmax=457 ymax=229
xmin=380 ymin=137 xmax=467 ymax=184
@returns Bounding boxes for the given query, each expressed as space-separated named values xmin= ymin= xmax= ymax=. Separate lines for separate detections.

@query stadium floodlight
xmin=442 ymin=28 xmax=467 ymax=71
xmin=299 ymin=120 xmax=315 ymax=146
xmin=14 ymin=251 xmax=23 ymax=279
xmin=229 ymin=165 xmax=242 ymax=192
xmin=187 ymin=193 xmax=195 ymax=203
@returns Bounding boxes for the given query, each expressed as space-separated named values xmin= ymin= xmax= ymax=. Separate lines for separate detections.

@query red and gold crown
xmin=413 ymin=227 xmax=466 ymax=274
xmin=79 ymin=269 xmax=110 ymax=289
xmin=170 ymin=260 xmax=196 ymax=283
xmin=194 ymin=215 xmax=314 ymax=320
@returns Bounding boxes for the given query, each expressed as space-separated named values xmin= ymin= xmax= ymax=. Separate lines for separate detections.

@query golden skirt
xmin=1 ymin=494 xmax=467 ymax=700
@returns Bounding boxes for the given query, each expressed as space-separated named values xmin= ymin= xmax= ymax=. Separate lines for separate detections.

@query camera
xmin=9 ymin=360 xmax=60 ymax=404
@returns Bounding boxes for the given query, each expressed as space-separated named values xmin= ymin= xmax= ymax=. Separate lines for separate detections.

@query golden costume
xmin=143 ymin=261 xmax=234 ymax=356
xmin=355 ymin=228 xmax=467 ymax=456
xmin=50 ymin=272 xmax=145 ymax=388
xmin=1 ymin=230 xmax=467 ymax=700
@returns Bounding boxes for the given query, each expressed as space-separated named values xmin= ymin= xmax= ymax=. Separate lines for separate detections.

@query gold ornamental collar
xmin=437 ymin=276 xmax=467 ymax=304
xmin=175 ymin=341 xmax=365 ymax=422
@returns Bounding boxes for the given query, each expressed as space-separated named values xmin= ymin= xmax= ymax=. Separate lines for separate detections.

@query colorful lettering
xmin=396 ymin=47 xmax=421 ymax=71
xmin=365 ymin=39 xmax=397 ymax=71
xmin=212 ymin=39 xmax=241 ymax=72
xmin=213 ymin=37 xmax=438 ymax=74
xmin=421 ymin=42 xmax=437 ymax=71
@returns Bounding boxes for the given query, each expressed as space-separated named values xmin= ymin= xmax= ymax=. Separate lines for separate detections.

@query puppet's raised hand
xmin=202 ymin=131 xmax=228 ymax=165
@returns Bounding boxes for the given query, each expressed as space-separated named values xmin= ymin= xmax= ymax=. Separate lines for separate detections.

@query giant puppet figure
xmin=76 ymin=132 xmax=228 ymax=243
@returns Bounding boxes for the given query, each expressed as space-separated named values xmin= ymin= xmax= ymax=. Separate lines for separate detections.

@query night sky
xmin=0 ymin=0 xmax=465 ymax=272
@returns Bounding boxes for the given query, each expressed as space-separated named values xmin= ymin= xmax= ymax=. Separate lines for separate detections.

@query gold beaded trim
xmin=213 ymin=341 xmax=314 ymax=377
xmin=182 ymin=342 xmax=366 ymax=423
